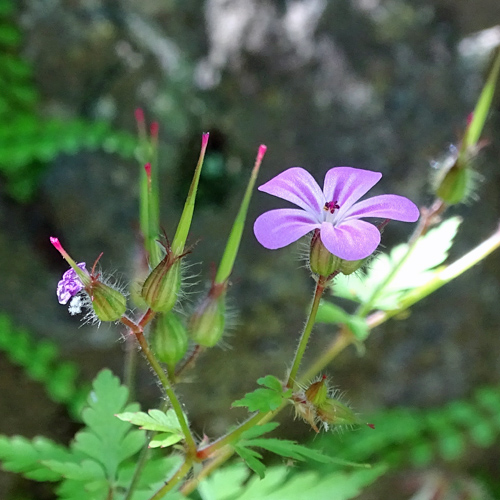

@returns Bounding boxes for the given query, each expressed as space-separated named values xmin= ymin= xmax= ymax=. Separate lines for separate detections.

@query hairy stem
xmin=148 ymin=459 xmax=192 ymax=500
xmin=287 ymin=275 xmax=327 ymax=387
xmin=120 ymin=316 xmax=198 ymax=457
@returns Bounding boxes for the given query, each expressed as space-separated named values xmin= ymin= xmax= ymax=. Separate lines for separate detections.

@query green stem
xmin=120 ymin=316 xmax=198 ymax=457
xmin=148 ymin=459 xmax=192 ymax=500
xmin=287 ymin=276 xmax=327 ymax=387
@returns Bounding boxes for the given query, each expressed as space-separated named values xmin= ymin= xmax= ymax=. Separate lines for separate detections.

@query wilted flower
xmin=254 ymin=167 xmax=419 ymax=260
xmin=56 ymin=263 xmax=87 ymax=304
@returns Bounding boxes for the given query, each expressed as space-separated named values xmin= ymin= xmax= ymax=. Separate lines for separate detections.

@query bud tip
xmin=135 ymin=108 xmax=145 ymax=124
xmin=202 ymin=132 xmax=210 ymax=148
xmin=150 ymin=121 xmax=159 ymax=138
xmin=257 ymin=144 xmax=267 ymax=163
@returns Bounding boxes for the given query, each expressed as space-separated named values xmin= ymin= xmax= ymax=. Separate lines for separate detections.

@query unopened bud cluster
xmin=291 ymin=375 xmax=373 ymax=432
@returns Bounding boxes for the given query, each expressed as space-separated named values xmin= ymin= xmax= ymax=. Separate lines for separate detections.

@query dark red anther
xmin=324 ymin=200 xmax=340 ymax=214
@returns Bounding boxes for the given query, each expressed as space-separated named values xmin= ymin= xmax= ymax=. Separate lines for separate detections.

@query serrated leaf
xmin=72 ymin=370 xmax=146 ymax=480
xmin=333 ymin=217 xmax=462 ymax=310
xmin=0 ymin=435 xmax=78 ymax=481
xmin=116 ymin=408 xmax=182 ymax=433
xmin=256 ymin=375 xmax=283 ymax=392
xmin=149 ymin=433 xmax=184 ymax=449
xmin=232 ymin=377 xmax=291 ymax=413
xmin=240 ymin=422 xmax=280 ymax=440
xmin=234 ymin=444 xmax=266 ymax=479
xmin=42 ymin=459 xmax=105 ymax=482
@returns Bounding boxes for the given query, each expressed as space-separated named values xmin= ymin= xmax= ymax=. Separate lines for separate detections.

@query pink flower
xmin=254 ymin=167 xmax=419 ymax=260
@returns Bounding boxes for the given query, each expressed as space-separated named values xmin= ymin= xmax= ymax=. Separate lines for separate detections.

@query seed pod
xmin=188 ymin=282 xmax=227 ymax=347
xmin=90 ymin=281 xmax=127 ymax=322
xmin=152 ymin=312 xmax=189 ymax=366
xmin=141 ymin=256 xmax=181 ymax=313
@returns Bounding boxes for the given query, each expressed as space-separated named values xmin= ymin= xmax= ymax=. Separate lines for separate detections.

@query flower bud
xmin=309 ymin=230 xmax=366 ymax=277
xmin=152 ymin=312 xmax=189 ymax=366
xmin=90 ymin=281 xmax=127 ymax=322
xmin=432 ymin=141 xmax=480 ymax=205
xmin=316 ymin=398 xmax=361 ymax=428
xmin=188 ymin=282 xmax=227 ymax=347
xmin=141 ymin=256 xmax=181 ymax=313
xmin=435 ymin=160 xmax=472 ymax=205
xmin=304 ymin=375 xmax=328 ymax=406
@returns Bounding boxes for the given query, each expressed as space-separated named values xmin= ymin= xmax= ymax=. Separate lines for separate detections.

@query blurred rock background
xmin=1 ymin=0 xmax=500 ymax=498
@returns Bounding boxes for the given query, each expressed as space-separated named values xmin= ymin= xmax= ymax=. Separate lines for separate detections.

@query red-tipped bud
xmin=135 ymin=108 xmax=145 ymax=124
xmin=150 ymin=121 xmax=159 ymax=139
xmin=188 ymin=282 xmax=227 ymax=347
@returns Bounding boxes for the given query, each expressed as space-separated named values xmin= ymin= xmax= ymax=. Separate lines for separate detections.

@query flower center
xmin=324 ymin=200 xmax=340 ymax=214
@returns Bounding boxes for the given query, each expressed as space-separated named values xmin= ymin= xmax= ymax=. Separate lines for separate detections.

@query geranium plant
xmin=1 ymin=49 xmax=500 ymax=500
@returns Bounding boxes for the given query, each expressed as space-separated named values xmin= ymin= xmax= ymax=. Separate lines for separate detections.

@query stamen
xmin=324 ymin=200 xmax=340 ymax=214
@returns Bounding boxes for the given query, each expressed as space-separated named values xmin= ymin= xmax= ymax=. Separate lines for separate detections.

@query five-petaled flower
xmin=56 ymin=263 xmax=87 ymax=304
xmin=254 ymin=167 xmax=419 ymax=261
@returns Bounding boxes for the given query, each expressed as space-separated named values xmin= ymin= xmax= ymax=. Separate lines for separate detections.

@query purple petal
xmin=320 ymin=219 xmax=381 ymax=260
xmin=56 ymin=262 xmax=87 ymax=305
xmin=254 ymin=208 xmax=319 ymax=249
xmin=344 ymin=194 xmax=420 ymax=222
xmin=323 ymin=167 xmax=382 ymax=217
xmin=258 ymin=167 xmax=325 ymax=216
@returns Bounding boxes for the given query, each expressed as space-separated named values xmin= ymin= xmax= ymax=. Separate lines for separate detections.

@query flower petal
xmin=344 ymin=194 xmax=420 ymax=222
xmin=258 ymin=167 xmax=324 ymax=216
xmin=320 ymin=219 xmax=381 ymax=260
xmin=254 ymin=208 xmax=319 ymax=249
xmin=323 ymin=167 xmax=382 ymax=217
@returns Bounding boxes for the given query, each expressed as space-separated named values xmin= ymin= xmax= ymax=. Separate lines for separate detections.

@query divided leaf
xmin=116 ymin=409 xmax=184 ymax=449
xmin=333 ymin=217 xmax=462 ymax=310
xmin=0 ymin=435 xmax=78 ymax=481
xmin=232 ymin=376 xmax=291 ymax=413
xmin=72 ymin=370 xmax=146 ymax=479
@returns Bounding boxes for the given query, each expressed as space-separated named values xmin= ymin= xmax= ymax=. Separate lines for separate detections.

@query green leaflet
xmin=199 ymin=462 xmax=386 ymax=500
xmin=315 ymin=302 xmax=369 ymax=340
xmin=71 ymin=370 xmax=145 ymax=480
xmin=332 ymin=217 xmax=462 ymax=311
xmin=232 ymin=375 xmax=291 ymax=413
xmin=233 ymin=422 xmax=367 ymax=480
xmin=0 ymin=435 xmax=79 ymax=482
xmin=116 ymin=409 xmax=184 ymax=449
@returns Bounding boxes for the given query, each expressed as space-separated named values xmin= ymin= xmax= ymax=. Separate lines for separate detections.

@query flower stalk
xmin=120 ymin=315 xmax=198 ymax=457
xmin=287 ymin=274 xmax=329 ymax=388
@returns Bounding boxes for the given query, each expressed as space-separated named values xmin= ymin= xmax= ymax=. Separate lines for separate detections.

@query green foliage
xmin=0 ymin=312 xmax=88 ymax=417
xmin=0 ymin=369 xmax=180 ymax=500
xmin=232 ymin=422 xmax=361 ymax=479
xmin=314 ymin=385 xmax=500 ymax=469
xmin=0 ymin=0 xmax=138 ymax=201
xmin=332 ymin=216 xmax=462 ymax=311
xmin=116 ymin=409 xmax=184 ymax=449
xmin=232 ymin=375 xmax=292 ymax=413
xmin=316 ymin=302 xmax=369 ymax=340
xmin=198 ymin=461 xmax=387 ymax=500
